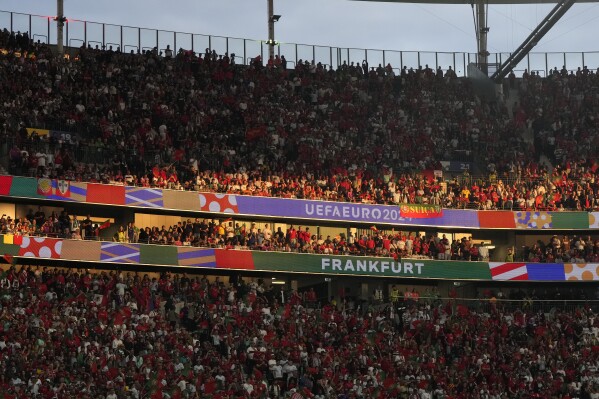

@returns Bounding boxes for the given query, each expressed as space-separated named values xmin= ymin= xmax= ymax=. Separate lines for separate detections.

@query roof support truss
xmin=491 ymin=0 xmax=576 ymax=81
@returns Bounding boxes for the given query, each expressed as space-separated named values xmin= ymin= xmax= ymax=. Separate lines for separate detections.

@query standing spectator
xmin=81 ymin=214 xmax=93 ymax=239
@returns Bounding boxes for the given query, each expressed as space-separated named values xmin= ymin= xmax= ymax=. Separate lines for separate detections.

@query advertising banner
xmin=251 ymin=252 xmax=491 ymax=279
xmin=399 ymin=204 xmax=443 ymax=218
xmin=3 ymin=234 xmax=599 ymax=281
xmin=235 ymin=196 xmax=479 ymax=228
xmin=4 ymin=176 xmax=599 ymax=230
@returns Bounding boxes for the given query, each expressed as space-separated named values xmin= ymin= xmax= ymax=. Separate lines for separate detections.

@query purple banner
xmin=235 ymin=196 xmax=479 ymax=228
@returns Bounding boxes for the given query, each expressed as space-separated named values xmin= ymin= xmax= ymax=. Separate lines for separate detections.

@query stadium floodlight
xmin=267 ymin=0 xmax=281 ymax=60
xmin=56 ymin=0 xmax=65 ymax=55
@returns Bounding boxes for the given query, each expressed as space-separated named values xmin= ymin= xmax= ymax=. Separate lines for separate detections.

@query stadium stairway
xmin=505 ymin=87 xmax=520 ymax=119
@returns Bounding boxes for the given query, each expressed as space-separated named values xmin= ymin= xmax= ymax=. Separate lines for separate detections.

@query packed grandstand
xmin=1 ymin=265 xmax=599 ymax=399
xmin=2 ymin=28 xmax=599 ymax=212
xmin=3 ymin=9 xmax=599 ymax=399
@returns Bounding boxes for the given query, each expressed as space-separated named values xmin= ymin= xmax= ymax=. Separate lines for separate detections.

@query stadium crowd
xmin=2 ymin=26 xmax=599 ymax=399
xmin=523 ymin=234 xmax=599 ymax=264
xmin=3 ymin=30 xmax=599 ymax=211
xmin=516 ymin=66 xmax=599 ymax=166
xmin=122 ymin=221 xmax=485 ymax=262
xmin=0 ymin=264 xmax=599 ymax=398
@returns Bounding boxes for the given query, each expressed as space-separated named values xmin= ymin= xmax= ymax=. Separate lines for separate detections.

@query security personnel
xmin=390 ymin=285 xmax=401 ymax=304
xmin=373 ymin=286 xmax=384 ymax=303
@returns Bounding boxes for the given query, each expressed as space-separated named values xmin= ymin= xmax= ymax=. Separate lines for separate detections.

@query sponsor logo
xmin=304 ymin=203 xmax=400 ymax=222
xmin=400 ymin=204 xmax=443 ymax=218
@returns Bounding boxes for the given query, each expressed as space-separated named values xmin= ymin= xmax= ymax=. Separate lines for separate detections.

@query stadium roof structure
xmin=354 ymin=0 xmax=584 ymax=81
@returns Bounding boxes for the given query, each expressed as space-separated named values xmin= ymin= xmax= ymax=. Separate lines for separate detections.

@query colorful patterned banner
xmin=199 ymin=193 xmax=239 ymax=213
xmin=35 ymin=179 xmax=87 ymax=202
xmin=66 ymin=182 xmax=87 ymax=202
xmin=177 ymin=247 xmax=217 ymax=267
xmin=511 ymin=212 xmax=589 ymax=230
xmin=37 ymin=178 xmax=53 ymax=196
xmin=514 ymin=212 xmax=552 ymax=229
xmin=564 ymin=263 xmax=599 ymax=281
xmin=4 ymin=234 xmax=599 ymax=281
xmin=489 ymin=262 xmax=567 ymax=281
xmin=18 ymin=237 xmax=62 ymax=259
xmin=6 ymin=175 xmax=599 ymax=230
xmin=100 ymin=242 xmax=140 ymax=263
xmin=3 ymin=235 xmax=22 ymax=245
xmin=489 ymin=262 xmax=528 ymax=280
xmin=125 ymin=187 xmax=164 ymax=208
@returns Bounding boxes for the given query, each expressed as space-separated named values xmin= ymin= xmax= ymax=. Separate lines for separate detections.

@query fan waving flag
xmin=98 ymin=220 xmax=111 ymax=230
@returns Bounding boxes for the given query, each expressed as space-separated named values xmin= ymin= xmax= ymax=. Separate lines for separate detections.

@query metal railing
xmin=380 ymin=296 xmax=599 ymax=315
xmin=447 ymin=297 xmax=599 ymax=314
xmin=3 ymin=9 xmax=599 ymax=77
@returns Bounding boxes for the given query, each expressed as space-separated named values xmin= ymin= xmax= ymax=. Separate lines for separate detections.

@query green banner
xmin=139 ymin=244 xmax=178 ymax=266
xmin=552 ymin=212 xmax=589 ymax=229
xmin=252 ymin=252 xmax=491 ymax=280
xmin=0 ymin=242 xmax=20 ymax=256
xmin=9 ymin=176 xmax=43 ymax=198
